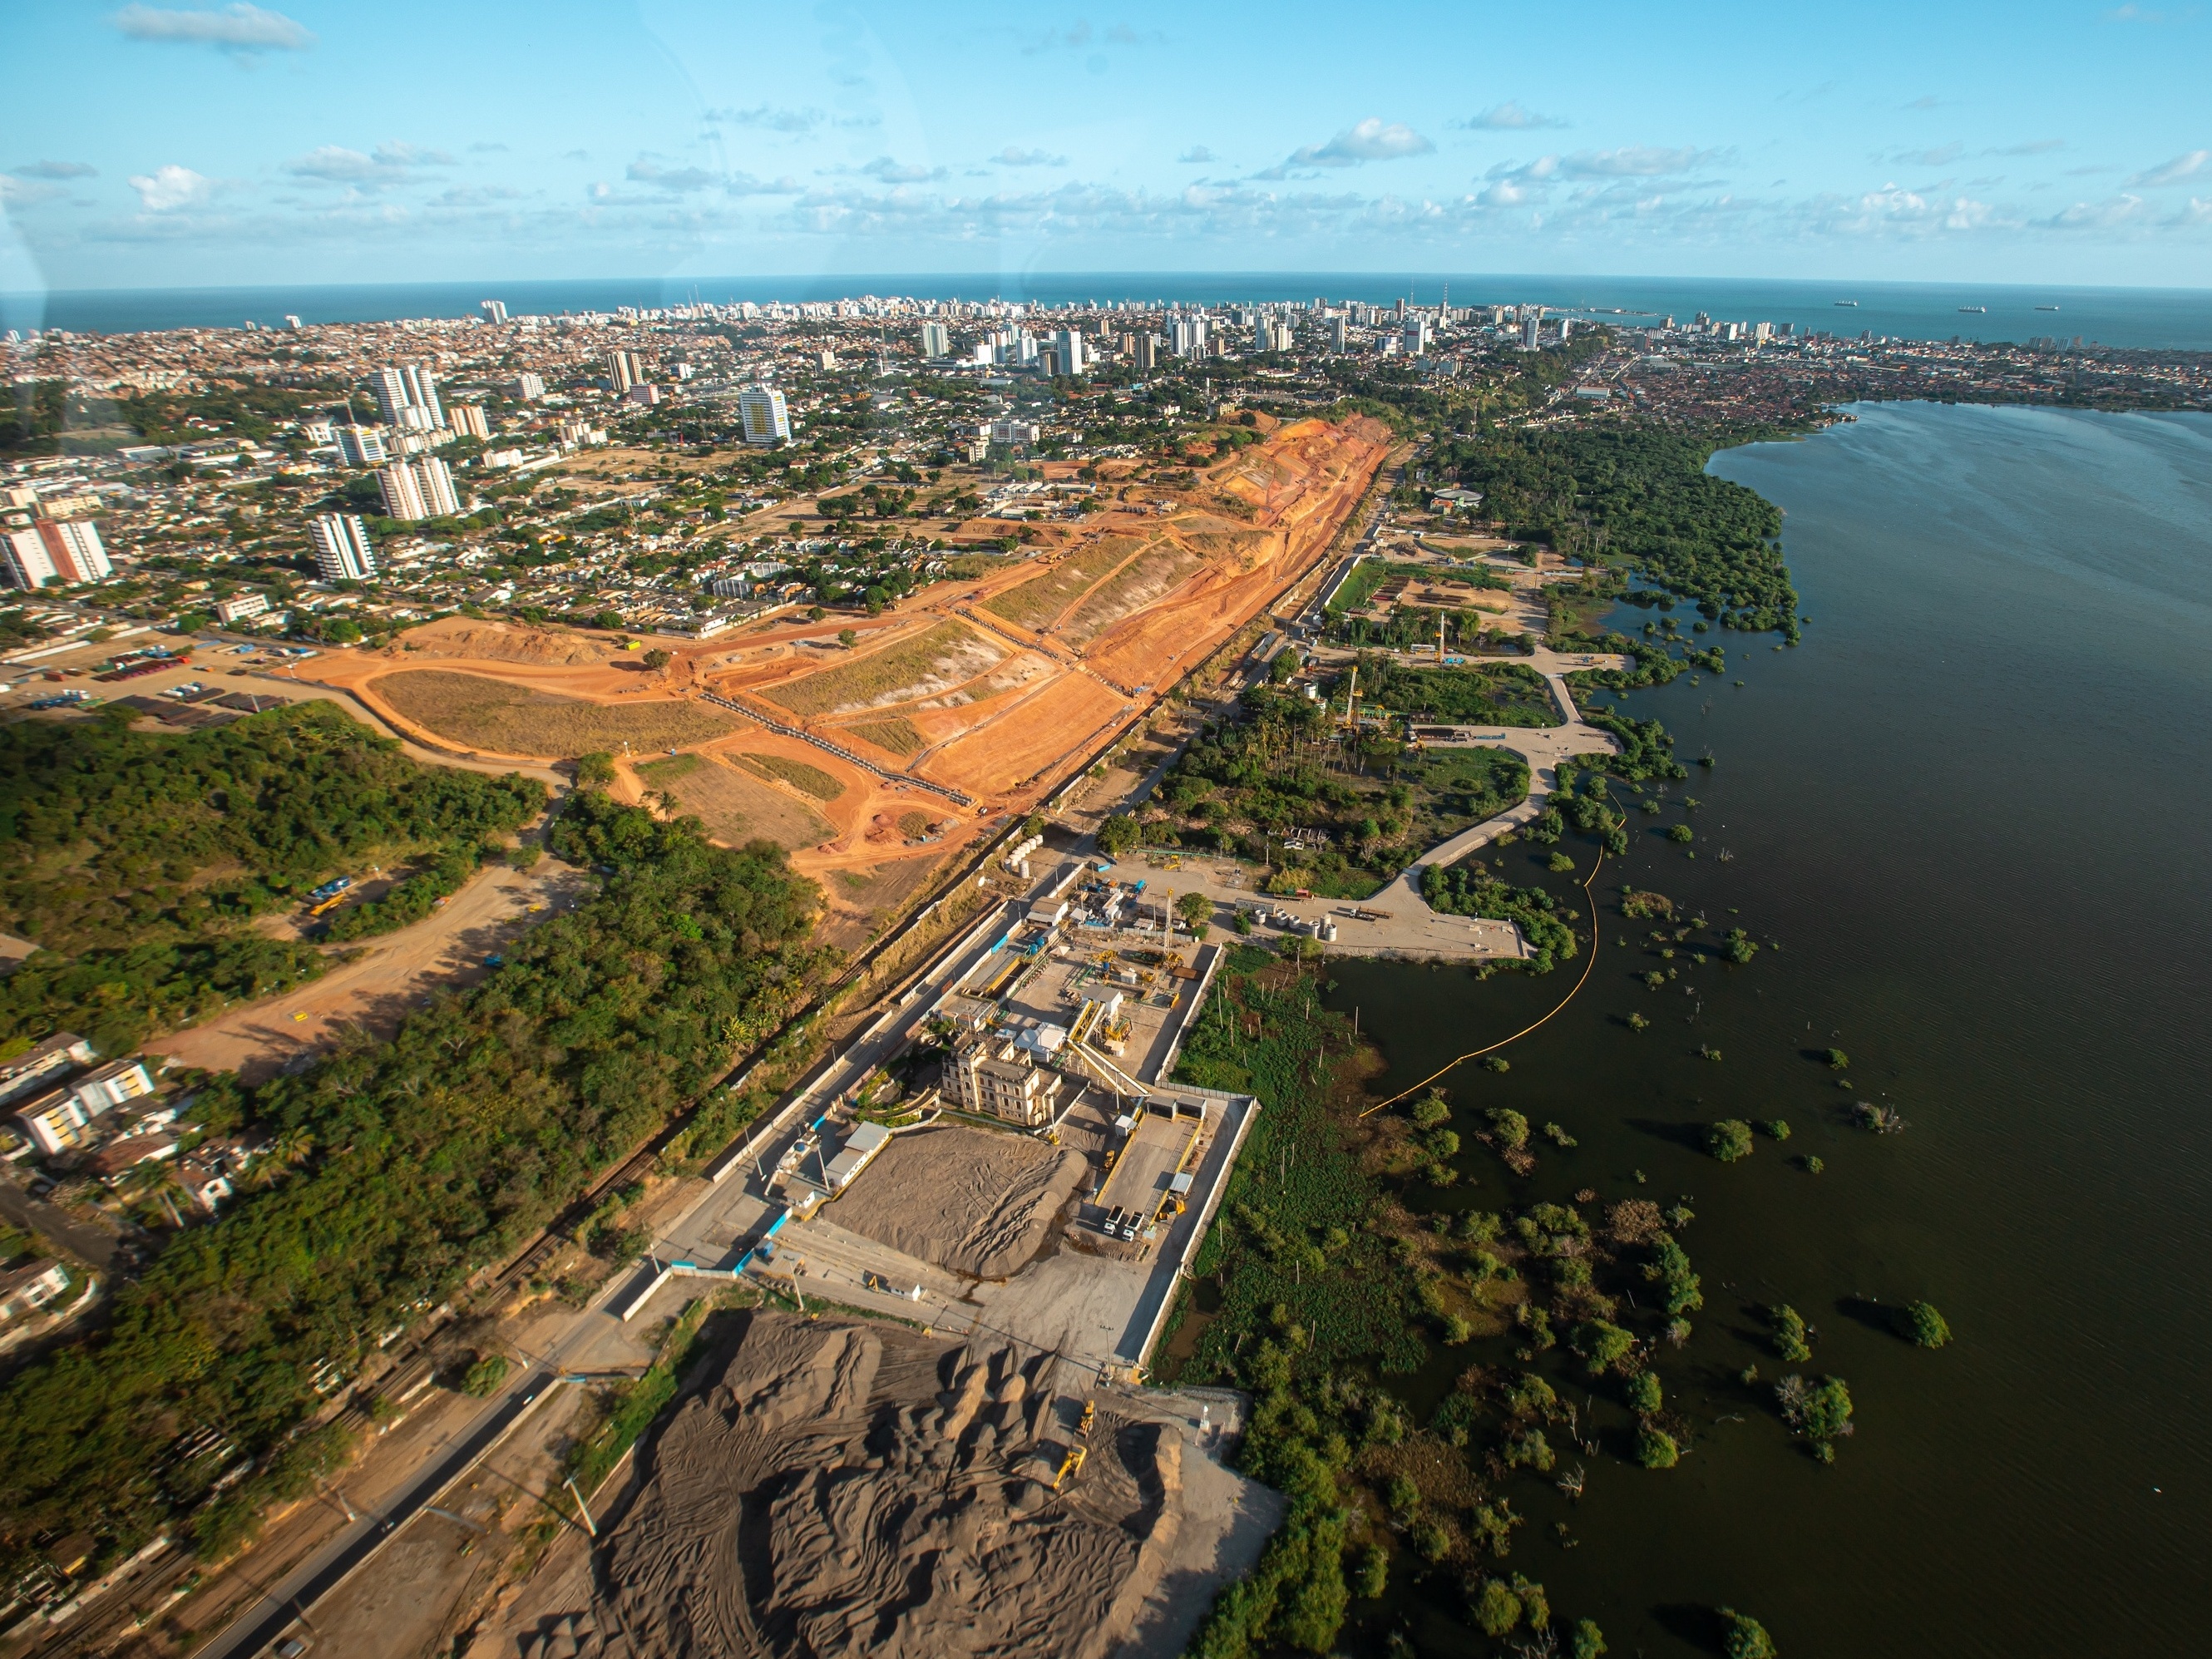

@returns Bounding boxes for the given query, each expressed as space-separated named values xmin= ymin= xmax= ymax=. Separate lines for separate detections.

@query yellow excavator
xmin=1052 ymin=1444 xmax=1088 ymax=1492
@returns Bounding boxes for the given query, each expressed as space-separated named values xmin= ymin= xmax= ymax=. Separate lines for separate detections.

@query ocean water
xmin=5 ymin=274 xmax=2210 ymax=350
xmin=1326 ymin=402 xmax=2212 ymax=1656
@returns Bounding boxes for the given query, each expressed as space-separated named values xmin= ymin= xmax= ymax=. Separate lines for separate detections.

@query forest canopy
xmin=0 ymin=703 xmax=544 ymax=1054
xmin=0 ymin=787 xmax=823 ymax=1568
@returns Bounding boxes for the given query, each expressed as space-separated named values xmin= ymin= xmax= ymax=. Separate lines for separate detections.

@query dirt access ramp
xmin=475 ymin=1311 xmax=1277 ymax=1659
xmin=144 ymin=862 xmax=590 ymax=1082
xmin=836 ymin=1123 xmax=1086 ymax=1281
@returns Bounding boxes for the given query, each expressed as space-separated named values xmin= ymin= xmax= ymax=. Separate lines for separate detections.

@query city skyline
xmin=2 ymin=2 xmax=2210 ymax=293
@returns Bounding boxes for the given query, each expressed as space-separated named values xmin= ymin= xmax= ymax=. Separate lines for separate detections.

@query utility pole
xmin=565 ymin=1477 xmax=598 ymax=1538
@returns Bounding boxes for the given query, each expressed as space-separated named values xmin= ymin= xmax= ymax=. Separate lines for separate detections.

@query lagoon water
xmin=1329 ymin=402 xmax=2212 ymax=1656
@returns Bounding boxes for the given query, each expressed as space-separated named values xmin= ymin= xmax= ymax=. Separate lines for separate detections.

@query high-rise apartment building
xmin=308 ymin=513 xmax=378 ymax=581
xmin=1329 ymin=316 xmax=1349 ymax=352
xmin=737 ymin=384 xmax=790 ymax=446
xmin=2 ymin=519 xmax=110 ymax=590
xmin=1403 ymin=317 xmax=1430 ymax=356
xmin=338 ymin=424 xmax=390 ymax=467
xmin=1052 ymin=328 xmax=1086 ymax=375
xmin=510 ymin=371 xmax=546 ymax=402
xmin=447 ymin=404 xmax=491 ymax=440
xmin=371 ymin=364 xmax=442 ymax=431
xmin=481 ymin=299 xmax=508 ymax=324
xmin=375 ymin=457 xmax=459 ymax=521
xmin=605 ymin=350 xmax=647 ymax=393
xmin=1132 ymin=333 xmax=1159 ymax=371
xmin=1522 ymin=317 xmax=1543 ymax=349
xmin=1171 ymin=315 xmax=1208 ymax=356
xmin=919 ymin=322 xmax=950 ymax=358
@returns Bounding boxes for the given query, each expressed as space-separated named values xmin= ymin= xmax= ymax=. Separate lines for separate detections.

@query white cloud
xmin=993 ymin=147 xmax=1068 ymax=167
xmin=1807 ymin=183 xmax=2004 ymax=237
xmin=706 ymin=103 xmax=875 ymax=135
xmin=1462 ymin=101 xmax=1567 ymax=131
xmin=1992 ymin=139 xmax=2064 ymax=156
xmin=627 ymin=157 xmax=718 ymax=191
xmin=128 ymin=163 xmax=213 ymax=210
xmin=12 ymin=160 xmax=97 ymax=180
xmin=1886 ymin=142 xmax=1963 ymax=167
xmin=0 ymin=176 xmax=67 ymax=207
xmin=1178 ymin=146 xmax=1216 ymax=164
xmin=2126 ymin=149 xmax=2208 ymax=187
xmin=1286 ymin=118 xmax=1434 ymax=168
xmin=1556 ymin=146 xmax=1717 ymax=178
xmin=112 ymin=3 xmax=313 ymax=52
xmin=860 ymin=156 xmax=948 ymax=183
xmin=284 ymin=143 xmax=452 ymax=187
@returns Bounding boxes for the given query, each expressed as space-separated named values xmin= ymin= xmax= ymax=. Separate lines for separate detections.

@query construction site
xmin=455 ymin=865 xmax=1269 ymax=1659
xmin=466 ymin=1313 xmax=1280 ymax=1659
xmin=302 ymin=414 xmax=1390 ymax=945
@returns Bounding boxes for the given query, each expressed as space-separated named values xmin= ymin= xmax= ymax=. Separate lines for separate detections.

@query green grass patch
xmin=1345 ymin=659 xmax=1561 ymax=728
xmin=736 ymin=752 xmax=845 ymax=801
xmin=564 ymin=1293 xmax=727 ymax=1500
xmin=979 ymin=534 xmax=1147 ymax=630
xmin=843 ymin=716 xmax=926 ymax=758
xmin=635 ymin=752 xmax=704 ymax=787
xmin=758 ymin=620 xmax=1000 ymax=718
xmin=1326 ymin=558 xmax=1499 ymax=615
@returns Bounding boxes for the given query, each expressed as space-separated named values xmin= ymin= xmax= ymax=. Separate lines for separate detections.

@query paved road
xmin=196 ymin=1368 xmax=567 ymax=1659
xmin=0 ymin=1178 xmax=126 ymax=1271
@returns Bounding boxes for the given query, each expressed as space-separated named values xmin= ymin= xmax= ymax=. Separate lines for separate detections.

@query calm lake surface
xmin=1327 ymin=401 xmax=2212 ymax=1657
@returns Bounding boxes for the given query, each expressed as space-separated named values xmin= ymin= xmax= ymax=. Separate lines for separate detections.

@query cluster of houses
xmin=0 ymin=1033 xmax=267 ymax=1324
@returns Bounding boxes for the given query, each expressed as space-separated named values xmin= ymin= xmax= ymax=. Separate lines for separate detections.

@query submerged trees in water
xmin=1901 ymin=1301 xmax=1953 ymax=1348
xmin=1708 ymin=1119 xmax=1755 ymax=1162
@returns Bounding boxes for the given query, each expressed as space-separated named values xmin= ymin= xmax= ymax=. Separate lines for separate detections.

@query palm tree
xmin=121 ymin=1158 xmax=186 ymax=1228
xmin=252 ymin=1128 xmax=314 ymax=1187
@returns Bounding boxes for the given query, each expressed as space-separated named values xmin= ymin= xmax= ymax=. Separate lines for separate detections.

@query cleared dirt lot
xmin=634 ymin=752 xmax=835 ymax=851
xmin=282 ymin=417 xmax=1385 ymax=921
xmin=144 ymin=861 xmax=590 ymax=1081
xmin=837 ymin=1124 xmax=1086 ymax=1280
xmin=755 ymin=619 xmax=1005 ymax=718
xmin=376 ymin=669 xmax=737 ymax=758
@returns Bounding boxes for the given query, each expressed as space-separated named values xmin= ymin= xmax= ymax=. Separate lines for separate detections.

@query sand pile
xmin=840 ymin=1124 xmax=1084 ymax=1280
xmin=386 ymin=618 xmax=616 ymax=665
xmin=578 ymin=1313 xmax=1184 ymax=1659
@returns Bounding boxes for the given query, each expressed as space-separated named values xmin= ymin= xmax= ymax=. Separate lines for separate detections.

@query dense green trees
xmin=1721 ymin=1608 xmax=1780 ymax=1659
xmin=0 ymin=787 xmax=821 ymax=1566
xmin=1421 ymin=862 xmax=1578 ymax=972
xmin=0 ymin=704 xmax=544 ymax=1053
xmin=1341 ymin=658 xmax=1558 ymax=727
xmin=1708 ymin=1119 xmax=1755 ymax=1163
xmin=1902 ymin=1301 xmax=1953 ymax=1348
xmin=1770 ymin=1305 xmax=1813 ymax=1364
xmin=1433 ymin=423 xmax=1804 ymax=637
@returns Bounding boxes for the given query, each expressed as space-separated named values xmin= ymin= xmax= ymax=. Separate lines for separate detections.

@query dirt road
xmin=146 ymin=861 xmax=591 ymax=1081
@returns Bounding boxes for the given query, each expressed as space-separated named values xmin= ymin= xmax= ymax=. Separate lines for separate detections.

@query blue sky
xmin=2 ymin=0 xmax=2209 ymax=292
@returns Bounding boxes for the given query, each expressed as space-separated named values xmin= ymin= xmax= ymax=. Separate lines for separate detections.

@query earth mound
xmin=385 ymin=618 xmax=617 ymax=665
xmin=589 ymin=1314 xmax=1184 ymax=1659
xmin=838 ymin=1124 xmax=1084 ymax=1280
